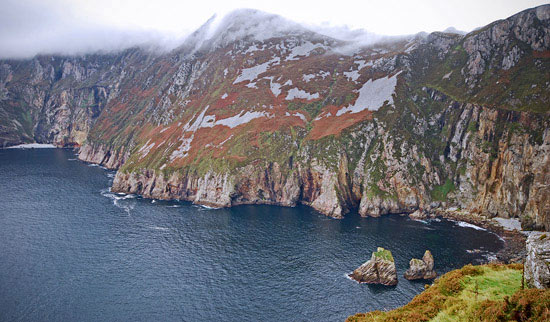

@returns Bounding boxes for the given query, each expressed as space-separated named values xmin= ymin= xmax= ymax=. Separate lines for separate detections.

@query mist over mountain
xmin=0 ymin=3 xmax=458 ymax=59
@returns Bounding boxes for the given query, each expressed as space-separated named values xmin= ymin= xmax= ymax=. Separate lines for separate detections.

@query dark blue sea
xmin=0 ymin=149 xmax=503 ymax=321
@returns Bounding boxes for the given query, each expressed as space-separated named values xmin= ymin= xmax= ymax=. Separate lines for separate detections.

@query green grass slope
xmin=347 ymin=264 xmax=550 ymax=322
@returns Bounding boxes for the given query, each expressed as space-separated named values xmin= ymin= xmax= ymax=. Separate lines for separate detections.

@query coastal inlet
xmin=0 ymin=149 xmax=504 ymax=322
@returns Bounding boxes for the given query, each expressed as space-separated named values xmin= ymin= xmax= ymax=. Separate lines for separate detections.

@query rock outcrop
xmin=404 ymin=250 xmax=437 ymax=280
xmin=525 ymin=232 xmax=550 ymax=289
xmin=349 ymin=247 xmax=398 ymax=286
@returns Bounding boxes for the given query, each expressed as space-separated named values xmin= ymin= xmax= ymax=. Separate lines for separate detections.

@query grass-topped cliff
xmin=347 ymin=264 xmax=550 ymax=321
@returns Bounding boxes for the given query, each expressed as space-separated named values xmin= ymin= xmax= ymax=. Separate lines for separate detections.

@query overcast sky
xmin=1 ymin=0 xmax=548 ymax=58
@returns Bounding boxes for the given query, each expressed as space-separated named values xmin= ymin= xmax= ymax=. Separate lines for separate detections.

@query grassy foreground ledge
xmin=347 ymin=264 xmax=550 ymax=322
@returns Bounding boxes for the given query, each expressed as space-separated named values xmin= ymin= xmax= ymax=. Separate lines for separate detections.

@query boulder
xmin=525 ymin=233 xmax=550 ymax=289
xmin=404 ymin=250 xmax=437 ymax=280
xmin=409 ymin=209 xmax=428 ymax=220
xmin=349 ymin=247 xmax=398 ymax=286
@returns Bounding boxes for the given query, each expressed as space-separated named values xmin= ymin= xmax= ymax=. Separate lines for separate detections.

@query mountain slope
xmin=1 ymin=6 xmax=549 ymax=229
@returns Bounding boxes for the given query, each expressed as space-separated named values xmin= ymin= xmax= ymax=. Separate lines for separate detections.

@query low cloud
xmin=0 ymin=0 xmax=187 ymax=59
xmin=0 ymin=2 xmax=460 ymax=60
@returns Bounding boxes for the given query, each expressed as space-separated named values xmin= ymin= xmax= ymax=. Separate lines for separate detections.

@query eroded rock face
xmin=404 ymin=250 xmax=437 ymax=280
xmin=349 ymin=247 xmax=398 ymax=286
xmin=78 ymin=143 xmax=129 ymax=170
xmin=108 ymin=160 xmax=346 ymax=217
xmin=525 ymin=233 xmax=550 ymax=289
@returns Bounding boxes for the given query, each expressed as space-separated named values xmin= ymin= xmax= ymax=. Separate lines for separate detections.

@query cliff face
xmin=2 ymin=6 xmax=550 ymax=229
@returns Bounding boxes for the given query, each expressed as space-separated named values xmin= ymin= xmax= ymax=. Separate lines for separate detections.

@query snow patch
xmin=233 ymin=57 xmax=280 ymax=84
xmin=302 ymin=74 xmax=315 ymax=82
xmin=138 ymin=140 xmax=155 ymax=157
xmin=215 ymin=111 xmax=270 ymax=128
xmin=285 ymin=42 xmax=326 ymax=61
xmin=170 ymin=105 xmax=271 ymax=161
xmin=285 ymin=111 xmax=307 ymax=122
xmin=343 ymin=70 xmax=361 ymax=82
xmin=285 ymin=87 xmax=319 ymax=100
xmin=354 ymin=60 xmax=373 ymax=70
xmin=170 ymin=136 xmax=194 ymax=161
xmin=243 ymin=44 xmax=261 ymax=54
xmin=270 ymin=80 xmax=282 ymax=97
xmin=319 ymin=70 xmax=330 ymax=79
xmin=335 ymin=72 xmax=401 ymax=116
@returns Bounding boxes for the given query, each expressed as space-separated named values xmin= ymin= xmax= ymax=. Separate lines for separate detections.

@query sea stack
xmin=349 ymin=247 xmax=398 ymax=286
xmin=404 ymin=250 xmax=437 ymax=280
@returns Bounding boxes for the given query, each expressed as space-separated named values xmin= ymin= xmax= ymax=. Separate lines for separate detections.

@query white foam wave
xmin=88 ymin=163 xmax=107 ymax=170
xmin=482 ymin=253 xmax=498 ymax=262
xmin=100 ymin=188 xmax=135 ymax=215
xmin=453 ymin=220 xmax=486 ymax=231
xmin=148 ymin=226 xmax=170 ymax=231
xmin=411 ymin=218 xmax=428 ymax=224
xmin=199 ymin=204 xmax=221 ymax=210
xmin=458 ymin=222 xmax=486 ymax=231
xmin=6 ymin=143 xmax=56 ymax=149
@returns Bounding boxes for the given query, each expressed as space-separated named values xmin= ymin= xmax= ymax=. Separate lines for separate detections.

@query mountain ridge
xmin=1 ymin=5 xmax=549 ymax=230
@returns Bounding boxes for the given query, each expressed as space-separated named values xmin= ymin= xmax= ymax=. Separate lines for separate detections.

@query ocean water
xmin=0 ymin=149 xmax=503 ymax=321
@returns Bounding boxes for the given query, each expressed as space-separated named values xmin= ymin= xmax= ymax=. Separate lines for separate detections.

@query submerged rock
xmin=404 ymin=250 xmax=437 ymax=280
xmin=349 ymin=247 xmax=398 ymax=286
xmin=525 ymin=232 xmax=550 ymax=289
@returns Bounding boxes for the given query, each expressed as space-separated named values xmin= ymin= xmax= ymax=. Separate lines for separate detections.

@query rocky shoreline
xmin=76 ymin=143 xmax=531 ymax=264
xmin=409 ymin=208 xmax=528 ymax=264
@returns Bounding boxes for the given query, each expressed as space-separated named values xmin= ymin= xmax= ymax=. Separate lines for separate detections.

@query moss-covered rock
xmin=349 ymin=247 xmax=398 ymax=286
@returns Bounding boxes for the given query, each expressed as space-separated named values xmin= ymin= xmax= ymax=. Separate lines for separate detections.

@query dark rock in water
xmin=349 ymin=247 xmax=398 ymax=286
xmin=404 ymin=250 xmax=437 ymax=280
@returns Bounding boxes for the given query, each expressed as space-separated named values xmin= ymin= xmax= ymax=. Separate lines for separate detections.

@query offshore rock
xmin=404 ymin=250 xmax=437 ymax=280
xmin=525 ymin=233 xmax=550 ymax=289
xmin=349 ymin=247 xmax=398 ymax=286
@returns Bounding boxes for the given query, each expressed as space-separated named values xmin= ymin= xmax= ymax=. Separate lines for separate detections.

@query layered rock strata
xmin=404 ymin=250 xmax=437 ymax=280
xmin=349 ymin=247 xmax=398 ymax=286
